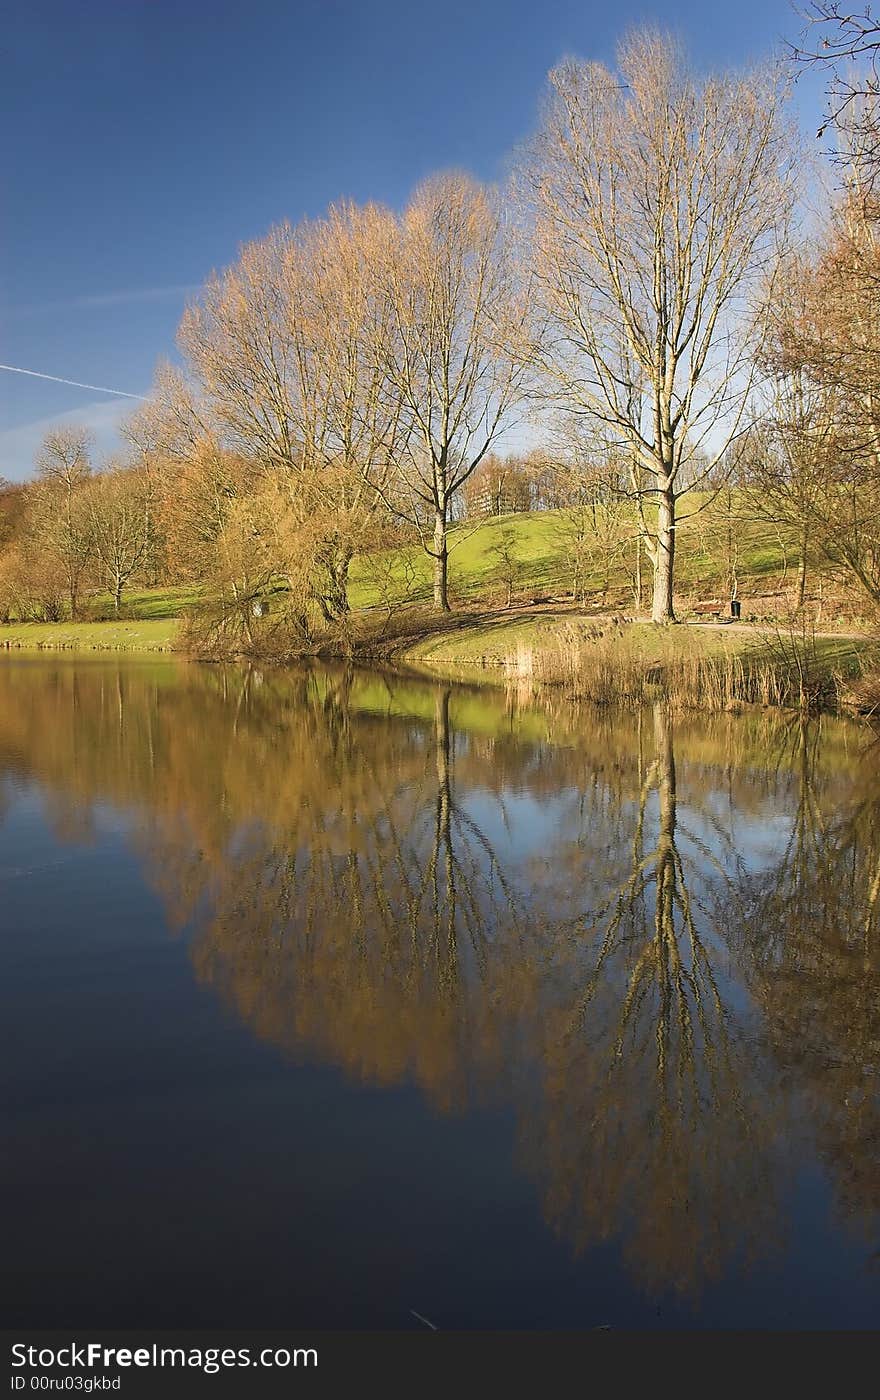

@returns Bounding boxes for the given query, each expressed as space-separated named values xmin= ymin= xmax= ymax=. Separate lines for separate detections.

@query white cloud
xmin=9 ymin=284 xmax=199 ymax=317
xmin=0 ymin=399 xmax=134 ymax=480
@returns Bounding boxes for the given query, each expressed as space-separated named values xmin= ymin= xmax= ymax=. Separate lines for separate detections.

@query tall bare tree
xmin=33 ymin=427 xmax=93 ymax=618
xmin=300 ymin=201 xmax=407 ymax=613
xmin=523 ymin=31 xmax=796 ymax=621
xmin=178 ymin=206 xmax=401 ymax=618
xmin=85 ymin=467 xmax=157 ymax=614
xmin=792 ymin=4 xmax=880 ymax=186
xmin=376 ymin=173 xmax=529 ymax=610
xmin=741 ymin=396 xmax=838 ymax=610
xmin=762 ymin=215 xmax=880 ymax=609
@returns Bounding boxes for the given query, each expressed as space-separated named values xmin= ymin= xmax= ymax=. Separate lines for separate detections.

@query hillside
xmin=349 ymin=503 xmax=871 ymax=627
xmin=1 ymin=503 xmax=875 ymax=665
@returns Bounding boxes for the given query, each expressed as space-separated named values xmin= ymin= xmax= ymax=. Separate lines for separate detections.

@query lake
xmin=1 ymin=657 xmax=878 ymax=1329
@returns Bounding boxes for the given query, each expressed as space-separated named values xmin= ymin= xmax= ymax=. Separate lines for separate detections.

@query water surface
xmin=2 ymin=657 xmax=878 ymax=1328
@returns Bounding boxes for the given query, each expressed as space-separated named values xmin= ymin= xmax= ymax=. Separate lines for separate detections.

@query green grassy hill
xmin=2 ymin=501 xmax=875 ymax=658
xmin=350 ymin=512 xmax=565 ymax=607
xmin=350 ymin=502 xmax=821 ymax=612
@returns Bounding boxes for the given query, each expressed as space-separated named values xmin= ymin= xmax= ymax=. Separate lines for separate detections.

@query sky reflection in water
xmin=1 ymin=658 xmax=879 ymax=1328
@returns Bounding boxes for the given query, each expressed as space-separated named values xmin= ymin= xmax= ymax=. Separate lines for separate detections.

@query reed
xmin=499 ymin=620 xmax=852 ymax=713
xmin=840 ymin=669 xmax=880 ymax=717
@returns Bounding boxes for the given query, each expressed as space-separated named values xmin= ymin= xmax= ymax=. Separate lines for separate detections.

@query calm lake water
xmin=2 ymin=656 xmax=879 ymax=1329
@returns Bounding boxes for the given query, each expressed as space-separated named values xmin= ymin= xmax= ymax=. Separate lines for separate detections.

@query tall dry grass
xmin=501 ymin=620 xmax=847 ymax=712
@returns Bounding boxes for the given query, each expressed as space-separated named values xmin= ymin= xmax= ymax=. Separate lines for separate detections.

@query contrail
xmin=0 ymin=363 xmax=146 ymax=400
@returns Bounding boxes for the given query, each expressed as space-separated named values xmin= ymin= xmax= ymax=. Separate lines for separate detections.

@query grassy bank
xmin=0 ymin=618 xmax=178 ymax=652
xmin=395 ymin=611 xmax=876 ymax=713
xmin=0 ymin=584 xmax=191 ymax=652
xmin=3 ymin=603 xmax=876 ymax=714
xmin=2 ymin=505 xmax=878 ymax=713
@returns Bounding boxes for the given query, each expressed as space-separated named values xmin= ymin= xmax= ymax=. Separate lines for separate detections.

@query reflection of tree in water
xmin=736 ymin=721 xmax=880 ymax=1241
xmin=147 ymin=687 xmax=782 ymax=1294
xmin=2 ymin=661 xmax=879 ymax=1294
xmin=518 ymin=703 xmax=779 ymax=1297
xmin=153 ymin=675 xmax=523 ymax=1111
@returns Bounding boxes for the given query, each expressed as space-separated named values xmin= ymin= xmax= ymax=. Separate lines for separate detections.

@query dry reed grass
xmin=499 ymin=620 xmax=848 ymax=712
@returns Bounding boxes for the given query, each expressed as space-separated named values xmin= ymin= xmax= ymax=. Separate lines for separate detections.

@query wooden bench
xmin=690 ymin=598 xmax=741 ymax=619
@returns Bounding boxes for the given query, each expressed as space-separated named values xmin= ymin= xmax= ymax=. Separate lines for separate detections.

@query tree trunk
xmin=327 ymin=549 xmax=352 ymax=617
xmin=651 ymin=485 xmax=676 ymax=623
xmin=433 ymin=688 xmax=456 ymax=969
xmin=113 ymin=579 xmax=122 ymax=615
xmin=633 ymin=531 xmax=643 ymax=612
xmin=796 ymin=525 xmax=808 ymax=609
xmin=433 ymin=506 xmax=449 ymax=611
xmin=654 ymin=700 xmax=678 ymax=944
xmin=654 ymin=701 xmax=676 ymax=840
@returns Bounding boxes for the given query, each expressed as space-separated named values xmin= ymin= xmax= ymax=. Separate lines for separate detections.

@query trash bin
xmin=730 ymin=599 xmax=741 ymax=619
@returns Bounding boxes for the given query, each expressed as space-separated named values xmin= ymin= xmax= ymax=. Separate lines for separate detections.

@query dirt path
xmin=688 ymin=620 xmax=867 ymax=643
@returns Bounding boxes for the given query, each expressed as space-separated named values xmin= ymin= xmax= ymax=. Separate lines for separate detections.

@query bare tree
xmin=792 ymin=4 xmax=880 ymax=185
xmin=462 ymin=452 xmax=531 ymax=517
xmin=553 ymin=421 xmax=632 ymax=604
xmin=178 ymin=207 xmax=401 ymax=619
xmin=85 ymin=468 xmax=157 ymax=614
xmin=488 ymin=523 xmax=520 ymax=607
xmin=523 ymin=30 xmax=797 ymax=621
xmin=0 ymin=479 xmax=27 ymax=552
xmin=376 ymin=173 xmax=529 ymax=610
xmin=761 ymin=218 xmax=880 ymax=609
xmin=0 ymin=532 xmax=66 ymax=622
xmin=741 ymin=390 xmax=838 ymax=610
xmin=33 ymin=427 xmax=93 ymax=618
xmin=303 ymin=201 xmax=407 ymax=611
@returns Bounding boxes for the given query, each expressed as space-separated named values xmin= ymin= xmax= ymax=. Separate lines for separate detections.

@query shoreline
xmin=0 ymin=619 xmax=177 ymax=653
xmin=2 ymin=606 xmax=876 ymax=717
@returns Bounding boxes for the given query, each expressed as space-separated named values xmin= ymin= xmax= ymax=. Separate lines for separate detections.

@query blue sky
xmin=0 ymin=0 xmax=826 ymax=480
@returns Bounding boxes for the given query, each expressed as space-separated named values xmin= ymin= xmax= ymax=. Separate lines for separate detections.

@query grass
xmin=402 ymin=610 xmax=579 ymax=667
xmin=3 ymin=496 xmax=877 ymax=684
xmin=86 ymin=584 xmax=200 ymax=619
xmin=349 ymin=512 xmax=568 ymax=606
xmin=398 ymin=611 xmax=875 ymax=712
xmin=347 ymin=500 xmax=818 ymax=611
xmin=404 ymin=614 xmax=867 ymax=669
xmin=0 ymin=618 xmax=178 ymax=651
xmin=0 ymin=584 xmax=194 ymax=651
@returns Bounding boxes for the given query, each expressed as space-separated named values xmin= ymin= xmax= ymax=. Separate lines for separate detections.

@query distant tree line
xmin=0 ymin=430 xmax=159 ymax=621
